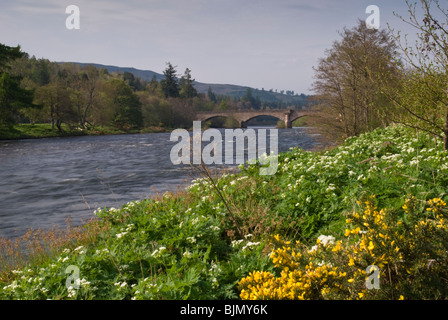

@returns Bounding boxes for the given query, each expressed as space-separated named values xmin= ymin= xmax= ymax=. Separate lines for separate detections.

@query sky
xmin=0 ymin=0 xmax=423 ymax=95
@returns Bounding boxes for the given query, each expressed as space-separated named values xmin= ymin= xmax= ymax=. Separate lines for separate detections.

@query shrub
xmin=238 ymin=195 xmax=448 ymax=300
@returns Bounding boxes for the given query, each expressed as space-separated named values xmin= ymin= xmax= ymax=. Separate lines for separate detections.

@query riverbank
xmin=0 ymin=121 xmax=320 ymax=141
xmin=0 ymin=123 xmax=170 ymax=140
xmin=1 ymin=125 xmax=447 ymax=300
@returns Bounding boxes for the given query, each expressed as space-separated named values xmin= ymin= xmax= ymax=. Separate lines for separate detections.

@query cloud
xmin=7 ymin=0 xmax=64 ymax=15
xmin=283 ymin=3 xmax=324 ymax=12
xmin=0 ymin=0 xmax=425 ymax=94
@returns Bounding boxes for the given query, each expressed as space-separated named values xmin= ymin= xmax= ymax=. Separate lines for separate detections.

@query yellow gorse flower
xmin=239 ymin=195 xmax=448 ymax=300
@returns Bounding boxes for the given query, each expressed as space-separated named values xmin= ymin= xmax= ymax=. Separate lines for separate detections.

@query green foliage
xmin=0 ymin=72 xmax=35 ymax=127
xmin=0 ymin=196 xmax=274 ymax=300
xmin=0 ymin=43 xmax=23 ymax=71
xmin=1 ymin=47 xmax=261 ymax=138
xmin=0 ymin=125 xmax=447 ymax=299
xmin=0 ymin=44 xmax=36 ymax=128
xmin=179 ymin=68 xmax=197 ymax=99
xmin=311 ymin=20 xmax=399 ymax=140
xmin=104 ymin=79 xmax=143 ymax=130
xmin=239 ymin=125 xmax=448 ymax=240
xmin=239 ymin=196 xmax=448 ymax=300
xmin=160 ymin=62 xmax=180 ymax=98
xmin=383 ymin=0 xmax=448 ymax=150
xmin=385 ymin=68 xmax=448 ymax=147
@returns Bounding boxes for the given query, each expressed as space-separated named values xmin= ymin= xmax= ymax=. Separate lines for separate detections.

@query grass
xmin=0 ymin=217 xmax=110 ymax=283
xmin=0 ymin=124 xmax=447 ymax=299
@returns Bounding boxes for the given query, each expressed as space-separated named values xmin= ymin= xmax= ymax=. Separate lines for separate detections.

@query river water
xmin=0 ymin=127 xmax=323 ymax=239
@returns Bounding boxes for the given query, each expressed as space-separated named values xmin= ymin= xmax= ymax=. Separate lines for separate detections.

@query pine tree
xmin=207 ymin=86 xmax=217 ymax=103
xmin=160 ymin=62 xmax=179 ymax=98
xmin=179 ymin=68 xmax=197 ymax=98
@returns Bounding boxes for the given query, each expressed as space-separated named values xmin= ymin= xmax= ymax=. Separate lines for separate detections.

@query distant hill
xmin=71 ymin=62 xmax=166 ymax=82
xmin=66 ymin=62 xmax=311 ymax=107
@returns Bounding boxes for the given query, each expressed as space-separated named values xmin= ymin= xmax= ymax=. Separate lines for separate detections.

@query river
xmin=0 ymin=127 xmax=323 ymax=239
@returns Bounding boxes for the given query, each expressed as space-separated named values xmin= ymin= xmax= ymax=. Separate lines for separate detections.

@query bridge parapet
xmin=195 ymin=109 xmax=315 ymax=128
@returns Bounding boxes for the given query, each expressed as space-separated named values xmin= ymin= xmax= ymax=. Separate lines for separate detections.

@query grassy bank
xmin=0 ymin=123 xmax=168 ymax=140
xmin=1 ymin=125 xmax=447 ymax=299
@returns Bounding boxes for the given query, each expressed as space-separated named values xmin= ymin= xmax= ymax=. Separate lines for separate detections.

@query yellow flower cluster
xmin=238 ymin=195 xmax=448 ymax=300
xmin=426 ymin=197 xmax=448 ymax=216
xmin=239 ymin=233 xmax=353 ymax=300
xmin=239 ymin=257 xmax=347 ymax=300
xmin=269 ymin=234 xmax=301 ymax=270
xmin=345 ymin=199 xmax=404 ymax=271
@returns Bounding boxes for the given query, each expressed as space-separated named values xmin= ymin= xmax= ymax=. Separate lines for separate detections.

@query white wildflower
xmin=67 ymin=286 xmax=77 ymax=298
xmin=186 ymin=236 xmax=196 ymax=244
xmin=151 ymin=246 xmax=167 ymax=257
xmin=317 ymin=235 xmax=335 ymax=246
xmin=242 ymin=241 xmax=261 ymax=251
xmin=116 ymin=232 xmax=127 ymax=239
xmin=79 ymin=278 xmax=90 ymax=286
xmin=231 ymin=239 xmax=244 ymax=247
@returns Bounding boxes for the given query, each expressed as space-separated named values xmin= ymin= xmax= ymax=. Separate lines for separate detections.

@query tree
xmin=123 ymin=71 xmax=144 ymax=91
xmin=31 ymin=59 xmax=51 ymax=86
xmin=160 ymin=62 xmax=179 ymax=98
xmin=101 ymin=79 xmax=143 ymax=130
xmin=33 ymin=84 xmax=57 ymax=129
xmin=67 ymin=64 xmax=100 ymax=129
xmin=242 ymin=87 xmax=258 ymax=109
xmin=0 ymin=72 xmax=35 ymax=127
xmin=0 ymin=44 xmax=35 ymax=128
xmin=386 ymin=0 xmax=448 ymax=150
xmin=33 ymin=74 xmax=77 ymax=132
xmin=147 ymin=75 xmax=164 ymax=97
xmin=311 ymin=20 xmax=399 ymax=140
xmin=0 ymin=44 xmax=23 ymax=70
xmin=137 ymin=91 xmax=171 ymax=127
xmin=179 ymin=68 xmax=197 ymax=98
xmin=207 ymin=86 xmax=217 ymax=103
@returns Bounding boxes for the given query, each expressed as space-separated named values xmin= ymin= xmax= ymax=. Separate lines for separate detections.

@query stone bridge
xmin=195 ymin=109 xmax=315 ymax=128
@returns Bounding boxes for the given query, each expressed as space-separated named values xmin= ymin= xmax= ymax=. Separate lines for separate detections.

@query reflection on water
xmin=0 ymin=127 xmax=322 ymax=238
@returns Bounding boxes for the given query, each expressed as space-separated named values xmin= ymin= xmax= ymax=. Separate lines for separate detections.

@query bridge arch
xmin=241 ymin=115 xmax=282 ymax=127
xmin=199 ymin=114 xmax=242 ymax=128
xmin=288 ymin=114 xmax=309 ymax=124
xmin=200 ymin=115 xmax=236 ymax=123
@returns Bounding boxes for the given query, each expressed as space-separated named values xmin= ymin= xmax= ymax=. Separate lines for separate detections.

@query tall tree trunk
xmin=445 ymin=83 xmax=448 ymax=150
xmin=50 ymin=105 xmax=55 ymax=130
xmin=444 ymin=107 xmax=448 ymax=150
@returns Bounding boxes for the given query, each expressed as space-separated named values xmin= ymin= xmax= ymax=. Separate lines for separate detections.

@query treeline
xmin=0 ymin=54 xmax=214 ymax=131
xmin=310 ymin=0 xmax=448 ymax=150
xmin=1 ymin=49 xmax=304 ymax=134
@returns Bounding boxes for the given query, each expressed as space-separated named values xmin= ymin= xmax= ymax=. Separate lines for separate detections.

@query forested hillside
xmin=0 ymin=48 xmax=313 ymax=139
xmin=69 ymin=62 xmax=311 ymax=109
